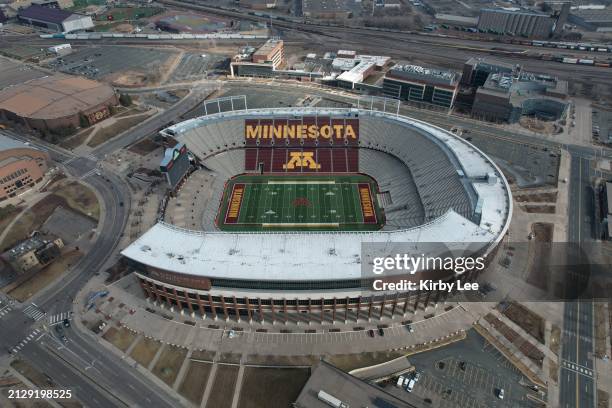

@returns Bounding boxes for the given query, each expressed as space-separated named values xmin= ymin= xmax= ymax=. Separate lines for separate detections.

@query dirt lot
xmin=7 ymin=250 xmax=82 ymax=302
xmin=550 ymin=324 xmax=561 ymax=356
xmin=598 ymin=389 xmax=609 ymax=408
xmin=152 ymin=345 xmax=188 ymax=386
xmin=128 ymin=138 xmax=161 ymax=156
xmin=245 ymin=355 xmax=318 ymax=366
xmin=87 ymin=112 xmax=155 ymax=148
xmin=102 ymin=326 xmax=138 ymax=352
xmin=523 ymin=205 xmax=556 ymax=214
xmin=206 ymin=365 xmax=239 ymax=408
xmin=177 ymin=361 xmax=212 ymax=404
xmin=594 ymin=302 xmax=607 ymax=358
xmin=514 ymin=192 xmax=558 ymax=203
xmin=218 ymin=353 xmax=241 ymax=364
xmin=129 ymin=336 xmax=162 ymax=367
xmin=238 ymin=367 xmax=310 ymax=408
xmin=0 ymin=204 xmax=22 ymax=232
xmin=503 ymin=302 xmax=546 ymax=345
xmin=190 ymin=349 xmax=216 ymax=361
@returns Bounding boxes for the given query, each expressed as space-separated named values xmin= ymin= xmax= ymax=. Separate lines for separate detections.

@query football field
xmin=217 ymin=174 xmax=384 ymax=231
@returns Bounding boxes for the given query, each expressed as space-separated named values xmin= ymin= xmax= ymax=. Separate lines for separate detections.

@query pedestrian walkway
xmin=11 ymin=328 xmax=42 ymax=354
xmin=48 ymin=312 xmax=73 ymax=326
xmin=22 ymin=303 xmax=46 ymax=321
xmin=0 ymin=303 xmax=12 ymax=318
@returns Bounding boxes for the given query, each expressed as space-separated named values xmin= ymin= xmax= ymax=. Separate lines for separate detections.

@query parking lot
xmin=592 ymin=108 xmax=612 ymax=145
xmin=0 ymin=58 xmax=46 ymax=89
xmin=404 ymin=330 xmax=543 ymax=408
xmin=46 ymin=46 xmax=176 ymax=79
xmin=465 ymin=133 xmax=560 ymax=187
xmin=168 ymin=53 xmax=229 ymax=83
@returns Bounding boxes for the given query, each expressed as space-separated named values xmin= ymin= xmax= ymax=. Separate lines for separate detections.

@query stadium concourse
xmin=120 ymin=106 xmax=513 ymax=324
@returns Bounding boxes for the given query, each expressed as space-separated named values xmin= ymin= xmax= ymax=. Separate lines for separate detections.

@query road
xmin=559 ymin=155 xmax=596 ymax=408
xmin=0 ymin=128 xmax=179 ymax=406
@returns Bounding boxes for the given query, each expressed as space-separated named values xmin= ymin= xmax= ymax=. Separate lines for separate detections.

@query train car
xmin=562 ymin=57 xmax=578 ymax=64
xmin=578 ymin=59 xmax=594 ymax=65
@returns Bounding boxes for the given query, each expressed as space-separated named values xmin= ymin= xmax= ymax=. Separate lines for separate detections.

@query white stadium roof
xmin=122 ymin=108 xmax=512 ymax=281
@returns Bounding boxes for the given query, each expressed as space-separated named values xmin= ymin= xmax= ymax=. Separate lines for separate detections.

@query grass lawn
xmin=206 ymin=365 xmax=239 ymax=408
xmin=502 ymin=302 xmax=546 ymax=344
xmin=52 ymin=180 xmax=100 ymax=221
xmin=238 ymin=367 xmax=310 ymax=408
xmin=69 ymin=0 xmax=105 ymax=11
xmin=0 ymin=204 xmax=22 ymax=236
xmin=87 ymin=112 xmax=154 ymax=147
xmin=217 ymin=174 xmax=384 ymax=231
xmin=130 ymin=336 xmax=162 ymax=367
xmin=59 ymin=127 xmax=95 ymax=150
xmin=8 ymin=250 xmax=82 ymax=301
xmin=177 ymin=361 xmax=212 ymax=404
xmin=102 ymin=326 xmax=138 ymax=352
xmin=98 ymin=7 xmax=164 ymax=21
xmin=152 ymin=345 xmax=188 ymax=386
xmin=0 ymin=195 xmax=63 ymax=251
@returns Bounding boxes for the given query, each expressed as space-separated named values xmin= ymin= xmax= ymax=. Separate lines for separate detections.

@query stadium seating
xmin=176 ymin=112 xmax=476 ymax=231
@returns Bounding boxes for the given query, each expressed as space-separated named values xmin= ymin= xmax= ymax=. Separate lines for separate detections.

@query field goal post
xmin=356 ymin=95 xmax=401 ymax=116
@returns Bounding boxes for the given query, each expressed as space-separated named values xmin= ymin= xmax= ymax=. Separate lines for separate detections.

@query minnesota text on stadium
xmin=122 ymin=107 xmax=512 ymax=323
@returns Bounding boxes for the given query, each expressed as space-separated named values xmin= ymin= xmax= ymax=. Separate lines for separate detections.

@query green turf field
xmin=217 ymin=174 xmax=385 ymax=231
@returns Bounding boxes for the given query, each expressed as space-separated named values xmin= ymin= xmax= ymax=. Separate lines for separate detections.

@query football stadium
xmin=121 ymin=104 xmax=513 ymax=324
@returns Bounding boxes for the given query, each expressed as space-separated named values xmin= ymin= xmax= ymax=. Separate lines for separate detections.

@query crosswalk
xmin=80 ymin=168 xmax=100 ymax=180
xmin=561 ymin=359 xmax=594 ymax=378
xmin=11 ymin=329 xmax=43 ymax=354
xmin=23 ymin=303 xmax=46 ymax=321
xmin=48 ymin=312 xmax=73 ymax=326
xmin=0 ymin=303 xmax=12 ymax=318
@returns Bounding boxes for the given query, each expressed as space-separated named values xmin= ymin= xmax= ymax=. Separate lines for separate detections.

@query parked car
xmin=378 ymin=328 xmax=385 ymax=336
xmin=368 ymin=329 xmax=375 ymax=338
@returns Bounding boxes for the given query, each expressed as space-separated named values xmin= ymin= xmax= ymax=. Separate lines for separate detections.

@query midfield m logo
xmin=283 ymin=152 xmax=321 ymax=170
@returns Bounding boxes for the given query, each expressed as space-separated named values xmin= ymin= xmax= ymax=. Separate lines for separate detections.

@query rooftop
xmin=386 ymin=64 xmax=459 ymax=87
xmin=480 ymin=7 xmax=549 ymax=17
xmin=2 ymin=233 xmax=56 ymax=261
xmin=254 ymin=39 xmax=283 ymax=57
xmin=303 ymin=0 xmax=352 ymax=13
xmin=123 ymin=108 xmax=512 ymax=281
xmin=18 ymin=4 xmax=73 ymax=24
xmin=294 ymin=361 xmax=418 ymax=408
xmin=0 ymin=74 xmax=116 ymax=120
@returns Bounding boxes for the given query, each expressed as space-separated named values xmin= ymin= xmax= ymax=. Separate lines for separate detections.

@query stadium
xmin=121 ymin=103 xmax=513 ymax=324
xmin=0 ymin=74 xmax=118 ymax=132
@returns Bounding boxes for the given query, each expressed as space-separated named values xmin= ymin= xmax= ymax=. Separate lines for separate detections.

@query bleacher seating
xmin=177 ymin=112 xmax=475 ymax=230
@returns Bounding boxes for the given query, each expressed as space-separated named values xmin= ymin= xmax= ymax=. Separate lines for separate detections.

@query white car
xmin=406 ymin=379 xmax=416 ymax=392
xmin=396 ymin=376 xmax=405 ymax=387
xmin=498 ymin=388 xmax=505 ymax=399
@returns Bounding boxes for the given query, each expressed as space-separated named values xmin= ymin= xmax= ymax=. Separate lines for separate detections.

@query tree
xmin=119 ymin=93 xmax=132 ymax=107
xmin=79 ymin=113 xmax=90 ymax=128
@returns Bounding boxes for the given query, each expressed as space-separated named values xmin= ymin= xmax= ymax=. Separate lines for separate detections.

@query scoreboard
xmin=160 ymin=143 xmax=189 ymax=189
